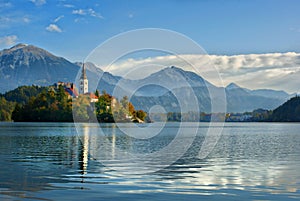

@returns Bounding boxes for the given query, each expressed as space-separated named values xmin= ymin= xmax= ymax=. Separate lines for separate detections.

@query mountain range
xmin=0 ymin=44 xmax=293 ymax=113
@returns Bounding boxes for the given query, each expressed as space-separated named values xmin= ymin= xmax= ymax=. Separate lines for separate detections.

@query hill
xmin=270 ymin=96 xmax=300 ymax=122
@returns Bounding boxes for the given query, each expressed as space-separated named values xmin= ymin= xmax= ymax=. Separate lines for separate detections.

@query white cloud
xmin=99 ymin=52 xmax=300 ymax=93
xmin=72 ymin=9 xmax=85 ymax=15
xmin=54 ymin=15 xmax=64 ymax=23
xmin=0 ymin=35 xmax=18 ymax=47
xmin=63 ymin=4 xmax=75 ymax=8
xmin=87 ymin=8 xmax=103 ymax=19
xmin=30 ymin=0 xmax=46 ymax=6
xmin=46 ymin=24 xmax=62 ymax=33
xmin=23 ymin=16 xmax=30 ymax=23
xmin=72 ymin=8 xmax=103 ymax=19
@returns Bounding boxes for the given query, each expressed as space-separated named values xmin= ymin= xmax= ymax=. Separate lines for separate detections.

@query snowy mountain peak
xmin=8 ymin=43 xmax=28 ymax=51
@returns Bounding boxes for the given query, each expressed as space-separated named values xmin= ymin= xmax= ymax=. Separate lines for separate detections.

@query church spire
xmin=81 ymin=63 xmax=87 ymax=79
xmin=79 ymin=62 xmax=88 ymax=94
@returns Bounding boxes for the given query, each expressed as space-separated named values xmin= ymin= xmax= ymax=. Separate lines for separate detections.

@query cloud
xmin=23 ymin=16 xmax=30 ymax=23
xmin=54 ymin=15 xmax=64 ymax=23
xmin=128 ymin=13 xmax=134 ymax=18
xmin=72 ymin=8 xmax=103 ymax=19
xmin=46 ymin=24 xmax=62 ymax=32
xmin=87 ymin=8 xmax=103 ymax=19
xmin=30 ymin=0 xmax=46 ymax=6
xmin=0 ymin=15 xmax=31 ymax=29
xmin=0 ymin=35 xmax=18 ymax=46
xmin=98 ymin=52 xmax=300 ymax=93
xmin=0 ymin=16 xmax=11 ymax=23
xmin=0 ymin=2 xmax=12 ymax=8
xmin=72 ymin=9 xmax=85 ymax=15
xmin=63 ymin=4 xmax=75 ymax=8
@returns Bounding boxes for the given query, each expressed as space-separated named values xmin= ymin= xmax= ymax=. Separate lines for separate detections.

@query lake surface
xmin=0 ymin=122 xmax=299 ymax=200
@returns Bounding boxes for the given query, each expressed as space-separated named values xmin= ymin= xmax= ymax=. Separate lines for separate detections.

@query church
xmin=54 ymin=63 xmax=98 ymax=102
xmin=79 ymin=63 xmax=89 ymax=94
xmin=79 ymin=63 xmax=98 ymax=102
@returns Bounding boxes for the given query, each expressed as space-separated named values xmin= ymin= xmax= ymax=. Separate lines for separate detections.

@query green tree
xmin=95 ymin=90 xmax=100 ymax=97
xmin=12 ymin=87 xmax=73 ymax=122
xmin=95 ymin=92 xmax=114 ymax=122
xmin=135 ymin=110 xmax=147 ymax=121
xmin=73 ymin=95 xmax=91 ymax=122
xmin=0 ymin=97 xmax=15 ymax=121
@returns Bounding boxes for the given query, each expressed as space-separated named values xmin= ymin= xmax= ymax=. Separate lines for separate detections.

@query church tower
xmin=79 ymin=63 xmax=88 ymax=94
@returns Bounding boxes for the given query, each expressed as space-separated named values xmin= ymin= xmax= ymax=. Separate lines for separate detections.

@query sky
xmin=0 ymin=0 xmax=300 ymax=93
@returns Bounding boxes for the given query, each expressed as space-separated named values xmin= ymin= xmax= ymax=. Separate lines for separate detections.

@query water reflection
xmin=78 ymin=125 xmax=89 ymax=175
xmin=0 ymin=122 xmax=299 ymax=200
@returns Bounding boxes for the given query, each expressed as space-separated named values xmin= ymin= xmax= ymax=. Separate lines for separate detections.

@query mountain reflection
xmin=0 ymin=122 xmax=299 ymax=200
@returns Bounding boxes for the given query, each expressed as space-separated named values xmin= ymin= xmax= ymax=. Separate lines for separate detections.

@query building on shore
xmin=52 ymin=63 xmax=99 ymax=102
xmin=79 ymin=63 xmax=89 ymax=95
xmin=54 ymin=81 xmax=79 ymax=98
xmin=78 ymin=62 xmax=98 ymax=102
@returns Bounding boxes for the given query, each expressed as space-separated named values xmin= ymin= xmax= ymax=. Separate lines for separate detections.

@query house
xmin=54 ymin=82 xmax=79 ymax=98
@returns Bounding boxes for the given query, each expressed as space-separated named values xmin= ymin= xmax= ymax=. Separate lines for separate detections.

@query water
xmin=0 ymin=122 xmax=299 ymax=200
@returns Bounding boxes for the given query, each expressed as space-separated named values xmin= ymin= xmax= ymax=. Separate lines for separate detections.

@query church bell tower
xmin=79 ymin=63 xmax=88 ymax=94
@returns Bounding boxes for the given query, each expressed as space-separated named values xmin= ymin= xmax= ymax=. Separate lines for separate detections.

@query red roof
xmin=84 ymin=92 xmax=98 ymax=99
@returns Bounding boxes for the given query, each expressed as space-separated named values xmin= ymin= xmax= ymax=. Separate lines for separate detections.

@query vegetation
xmin=95 ymin=93 xmax=147 ymax=123
xmin=12 ymin=86 xmax=73 ymax=122
xmin=72 ymin=95 xmax=91 ymax=122
xmin=2 ymin=85 xmax=47 ymax=104
xmin=1 ymin=85 xmax=299 ymax=122
xmin=151 ymin=96 xmax=300 ymax=122
xmin=0 ymin=97 xmax=15 ymax=121
xmin=270 ymin=96 xmax=300 ymax=122
xmin=0 ymin=85 xmax=147 ymax=123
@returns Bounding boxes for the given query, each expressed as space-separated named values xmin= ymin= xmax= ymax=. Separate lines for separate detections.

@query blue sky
xmin=1 ymin=0 xmax=300 ymax=93
xmin=1 ymin=0 xmax=300 ymax=61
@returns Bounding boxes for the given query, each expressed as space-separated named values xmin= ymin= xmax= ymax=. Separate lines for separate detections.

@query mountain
xmin=224 ymin=83 xmax=291 ymax=112
xmin=74 ymin=62 xmax=121 ymax=94
xmin=226 ymin=83 xmax=289 ymax=100
xmin=131 ymin=66 xmax=212 ymax=97
xmin=127 ymin=66 xmax=214 ymax=112
xmin=250 ymin=89 xmax=290 ymax=100
xmin=226 ymin=83 xmax=242 ymax=90
xmin=0 ymin=44 xmax=292 ymax=113
xmin=131 ymin=69 xmax=291 ymax=113
xmin=0 ymin=44 xmax=79 ymax=92
xmin=0 ymin=44 xmax=120 ymax=95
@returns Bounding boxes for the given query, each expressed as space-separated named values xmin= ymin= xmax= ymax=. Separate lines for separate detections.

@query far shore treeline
xmin=0 ymin=85 xmax=147 ymax=122
xmin=0 ymin=85 xmax=299 ymax=122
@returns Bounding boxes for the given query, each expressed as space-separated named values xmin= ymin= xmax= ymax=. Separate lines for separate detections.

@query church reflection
xmin=78 ymin=125 xmax=90 ymax=175
xmin=75 ymin=123 xmax=138 ymax=179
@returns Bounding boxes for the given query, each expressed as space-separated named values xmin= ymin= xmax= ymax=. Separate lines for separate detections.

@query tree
xmin=12 ymin=87 xmax=73 ymax=122
xmin=72 ymin=95 xmax=91 ymax=122
xmin=95 ymin=92 xmax=114 ymax=122
xmin=0 ymin=97 xmax=15 ymax=121
xmin=136 ymin=110 xmax=147 ymax=121
xmin=95 ymin=90 xmax=100 ymax=97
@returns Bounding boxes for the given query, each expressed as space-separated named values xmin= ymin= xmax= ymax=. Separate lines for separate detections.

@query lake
xmin=0 ymin=122 xmax=299 ymax=200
